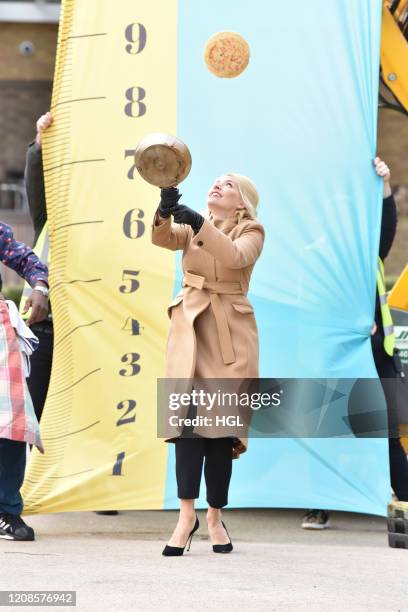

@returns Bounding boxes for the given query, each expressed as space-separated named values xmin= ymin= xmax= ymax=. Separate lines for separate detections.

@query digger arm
xmin=381 ymin=1 xmax=408 ymax=113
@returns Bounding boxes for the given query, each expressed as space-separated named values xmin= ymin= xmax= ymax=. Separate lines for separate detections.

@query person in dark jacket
xmin=371 ymin=158 xmax=408 ymax=504
xmin=302 ymin=157 xmax=408 ymax=529
xmin=24 ymin=112 xmax=54 ymax=423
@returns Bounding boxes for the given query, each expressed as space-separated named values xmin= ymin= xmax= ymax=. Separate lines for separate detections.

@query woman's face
xmin=207 ymin=175 xmax=244 ymax=217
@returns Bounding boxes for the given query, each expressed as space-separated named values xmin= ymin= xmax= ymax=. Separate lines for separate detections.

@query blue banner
xmin=164 ymin=0 xmax=388 ymax=515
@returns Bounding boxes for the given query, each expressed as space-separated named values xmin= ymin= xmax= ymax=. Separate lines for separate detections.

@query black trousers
xmin=27 ymin=321 xmax=53 ymax=422
xmin=175 ymin=437 xmax=233 ymax=508
xmin=372 ymin=334 xmax=408 ymax=501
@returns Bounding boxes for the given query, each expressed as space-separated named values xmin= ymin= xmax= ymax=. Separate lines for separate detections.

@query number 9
xmin=125 ymin=23 xmax=147 ymax=55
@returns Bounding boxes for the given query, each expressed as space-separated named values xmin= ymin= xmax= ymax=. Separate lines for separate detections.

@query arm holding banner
xmin=373 ymin=157 xmax=397 ymax=261
xmin=25 ymin=143 xmax=46 ymax=245
xmin=24 ymin=112 xmax=52 ymax=245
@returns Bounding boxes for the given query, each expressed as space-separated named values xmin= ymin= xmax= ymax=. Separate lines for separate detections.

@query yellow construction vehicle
xmin=380 ymin=0 xmax=408 ymax=114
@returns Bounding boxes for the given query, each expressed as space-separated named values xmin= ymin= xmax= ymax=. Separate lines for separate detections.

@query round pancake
xmin=204 ymin=31 xmax=250 ymax=78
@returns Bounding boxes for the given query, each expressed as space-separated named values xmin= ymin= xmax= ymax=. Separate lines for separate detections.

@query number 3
xmin=119 ymin=353 xmax=140 ymax=376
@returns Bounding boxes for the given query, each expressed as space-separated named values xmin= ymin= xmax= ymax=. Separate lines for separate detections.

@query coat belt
xmin=182 ymin=271 xmax=243 ymax=365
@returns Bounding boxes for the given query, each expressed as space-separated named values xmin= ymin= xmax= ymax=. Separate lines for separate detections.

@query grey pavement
xmin=1 ymin=509 xmax=407 ymax=612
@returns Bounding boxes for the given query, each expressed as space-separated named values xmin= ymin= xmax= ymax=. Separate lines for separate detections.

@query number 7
xmin=124 ymin=149 xmax=137 ymax=179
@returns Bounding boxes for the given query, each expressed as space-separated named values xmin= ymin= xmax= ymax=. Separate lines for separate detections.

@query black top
xmin=24 ymin=141 xmax=47 ymax=246
xmin=24 ymin=140 xmax=52 ymax=320
xmin=375 ymin=194 xmax=397 ymax=334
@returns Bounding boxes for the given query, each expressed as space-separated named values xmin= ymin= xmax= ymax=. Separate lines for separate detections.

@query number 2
xmin=116 ymin=400 xmax=136 ymax=426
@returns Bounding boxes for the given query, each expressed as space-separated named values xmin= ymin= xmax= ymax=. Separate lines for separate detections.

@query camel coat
xmin=152 ymin=210 xmax=265 ymax=457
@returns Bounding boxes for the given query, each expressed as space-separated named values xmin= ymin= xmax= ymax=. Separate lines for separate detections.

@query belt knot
xmin=182 ymin=272 xmax=244 ymax=365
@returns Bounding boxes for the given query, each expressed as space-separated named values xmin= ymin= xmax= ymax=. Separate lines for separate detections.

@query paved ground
xmin=1 ymin=509 xmax=407 ymax=612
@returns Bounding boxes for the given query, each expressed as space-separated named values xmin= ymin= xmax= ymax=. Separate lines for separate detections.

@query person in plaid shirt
xmin=0 ymin=223 xmax=48 ymax=541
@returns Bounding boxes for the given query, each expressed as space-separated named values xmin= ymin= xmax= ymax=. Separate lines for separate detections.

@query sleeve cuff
xmin=152 ymin=211 xmax=172 ymax=229
xmin=190 ymin=219 xmax=215 ymax=249
xmin=151 ymin=211 xmax=172 ymax=243
xmin=30 ymin=274 xmax=49 ymax=288
xmin=28 ymin=140 xmax=41 ymax=152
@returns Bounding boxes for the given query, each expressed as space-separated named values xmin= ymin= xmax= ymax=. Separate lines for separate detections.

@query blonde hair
xmin=227 ymin=173 xmax=259 ymax=220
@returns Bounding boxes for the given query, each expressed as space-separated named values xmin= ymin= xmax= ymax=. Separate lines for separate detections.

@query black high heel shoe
xmin=162 ymin=516 xmax=199 ymax=556
xmin=212 ymin=521 xmax=233 ymax=554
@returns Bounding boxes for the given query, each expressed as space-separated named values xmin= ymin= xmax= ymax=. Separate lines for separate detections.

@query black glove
xmin=158 ymin=187 xmax=182 ymax=219
xmin=170 ymin=203 xmax=204 ymax=234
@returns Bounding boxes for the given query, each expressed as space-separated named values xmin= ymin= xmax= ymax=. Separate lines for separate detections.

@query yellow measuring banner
xmin=23 ymin=0 xmax=177 ymax=513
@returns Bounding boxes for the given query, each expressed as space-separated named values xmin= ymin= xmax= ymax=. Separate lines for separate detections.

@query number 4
xmin=122 ymin=317 xmax=142 ymax=335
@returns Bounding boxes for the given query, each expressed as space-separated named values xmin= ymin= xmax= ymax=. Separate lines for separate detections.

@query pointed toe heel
xmin=162 ymin=516 xmax=199 ymax=557
xmin=212 ymin=521 xmax=233 ymax=554
xmin=212 ymin=542 xmax=233 ymax=553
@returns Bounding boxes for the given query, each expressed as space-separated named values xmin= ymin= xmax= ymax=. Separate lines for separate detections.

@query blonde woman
xmin=152 ymin=174 xmax=264 ymax=556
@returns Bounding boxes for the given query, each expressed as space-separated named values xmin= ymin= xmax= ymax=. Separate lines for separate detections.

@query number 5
xmin=119 ymin=270 xmax=140 ymax=293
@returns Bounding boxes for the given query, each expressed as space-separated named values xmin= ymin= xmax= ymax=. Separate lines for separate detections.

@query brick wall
xmin=0 ymin=22 xmax=57 ymax=287
xmin=0 ymin=80 xmax=53 ymax=182
xmin=0 ymin=22 xmax=57 ymax=182
xmin=0 ymin=23 xmax=57 ymax=80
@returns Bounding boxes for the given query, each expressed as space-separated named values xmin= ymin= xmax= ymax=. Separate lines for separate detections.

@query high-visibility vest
xmin=377 ymin=257 xmax=395 ymax=356
xmin=19 ymin=222 xmax=50 ymax=320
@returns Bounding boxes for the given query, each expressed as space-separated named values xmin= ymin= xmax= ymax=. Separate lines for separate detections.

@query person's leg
xmin=204 ymin=438 xmax=233 ymax=545
xmin=0 ymin=438 xmax=26 ymax=515
xmin=26 ymin=324 xmax=53 ymax=422
xmin=389 ymin=438 xmax=408 ymax=501
xmin=166 ymin=437 xmax=204 ymax=548
xmin=374 ymin=345 xmax=408 ymax=501
xmin=0 ymin=438 xmax=34 ymax=540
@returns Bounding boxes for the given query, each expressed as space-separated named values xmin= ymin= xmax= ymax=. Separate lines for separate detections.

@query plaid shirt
xmin=0 ymin=302 xmax=43 ymax=451
xmin=0 ymin=222 xmax=48 ymax=289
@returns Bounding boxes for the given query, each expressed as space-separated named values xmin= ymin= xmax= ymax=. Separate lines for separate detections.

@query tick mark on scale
xmin=64 ymin=32 xmax=108 ymax=41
